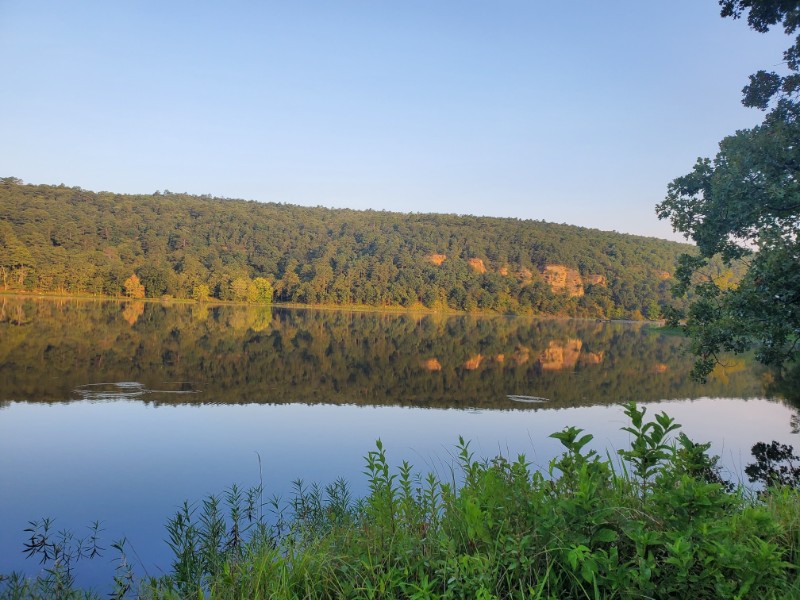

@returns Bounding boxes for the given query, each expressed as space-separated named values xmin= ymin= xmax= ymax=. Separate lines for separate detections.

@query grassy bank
xmin=3 ymin=403 xmax=800 ymax=599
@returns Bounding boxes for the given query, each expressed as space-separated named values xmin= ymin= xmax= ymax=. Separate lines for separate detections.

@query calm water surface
xmin=0 ymin=298 xmax=796 ymax=589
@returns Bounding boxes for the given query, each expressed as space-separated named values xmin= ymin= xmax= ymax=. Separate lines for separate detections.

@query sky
xmin=0 ymin=1 xmax=789 ymax=242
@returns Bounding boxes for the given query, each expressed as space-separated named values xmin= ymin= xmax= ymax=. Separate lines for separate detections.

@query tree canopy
xmin=657 ymin=0 xmax=800 ymax=379
xmin=0 ymin=178 xmax=691 ymax=319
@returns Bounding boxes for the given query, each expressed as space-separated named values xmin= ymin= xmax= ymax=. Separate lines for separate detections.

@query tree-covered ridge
xmin=0 ymin=178 xmax=692 ymax=318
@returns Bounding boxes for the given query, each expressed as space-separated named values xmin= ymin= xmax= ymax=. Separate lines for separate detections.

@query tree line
xmin=0 ymin=178 xmax=696 ymax=318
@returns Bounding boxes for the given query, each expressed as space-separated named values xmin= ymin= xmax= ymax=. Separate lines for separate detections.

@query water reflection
xmin=0 ymin=297 xmax=770 ymax=407
xmin=0 ymin=298 xmax=796 ymax=591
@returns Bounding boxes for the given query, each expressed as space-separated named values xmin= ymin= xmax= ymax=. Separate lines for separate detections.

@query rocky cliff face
xmin=517 ymin=268 xmax=534 ymax=284
xmin=542 ymin=265 xmax=584 ymax=297
xmin=463 ymin=354 xmax=483 ymax=370
xmin=424 ymin=256 xmax=614 ymax=299
xmin=421 ymin=357 xmax=442 ymax=371
xmin=586 ymin=274 xmax=607 ymax=286
xmin=582 ymin=351 xmax=604 ymax=365
xmin=468 ymin=258 xmax=487 ymax=274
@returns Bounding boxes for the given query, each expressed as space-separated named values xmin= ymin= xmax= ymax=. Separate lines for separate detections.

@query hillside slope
xmin=0 ymin=178 xmax=692 ymax=317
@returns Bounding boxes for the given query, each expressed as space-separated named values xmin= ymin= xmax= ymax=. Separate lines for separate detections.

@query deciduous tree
xmin=123 ymin=274 xmax=145 ymax=299
xmin=0 ymin=221 xmax=34 ymax=290
xmin=657 ymin=1 xmax=800 ymax=379
xmin=250 ymin=277 xmax=273 ymax=304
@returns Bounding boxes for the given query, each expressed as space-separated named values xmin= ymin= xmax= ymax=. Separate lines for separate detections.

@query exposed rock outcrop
xmin=421 ymin=358 xmax=442 ymax=371
xmin=463 ymin=354 xmax=483 ymax=370
xmin=581 ymin=351 xmax=604 ymax=365
xmin=468 ymin=258 xmax=487 ymax=274
xmin=542 ymin=265 xmax=584 ymax=297
xmin=517 ymin=268 xmax=534 ymax=283
xmin=586 ymin=274 xmax=607 ymax=287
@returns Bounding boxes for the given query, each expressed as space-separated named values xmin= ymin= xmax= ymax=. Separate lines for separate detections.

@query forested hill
xmin=0 ymin=178 xmax=693 ymax=318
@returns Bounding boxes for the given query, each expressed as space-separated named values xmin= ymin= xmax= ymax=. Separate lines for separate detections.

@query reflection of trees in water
xmin=759 ymin=362 xmax=800 ymax=414
xmin=121 ymin=301 xmax=144 ymax=325
xmin=0 ymin=298 xmax=769 ymax=408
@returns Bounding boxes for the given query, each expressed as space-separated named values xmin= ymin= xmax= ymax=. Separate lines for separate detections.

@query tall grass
xmin=4 ymin=402 xmax=800 ymax=599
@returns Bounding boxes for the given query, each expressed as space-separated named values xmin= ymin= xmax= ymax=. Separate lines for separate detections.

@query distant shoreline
xmin=0 ymin=291 xmax=663 ymax=325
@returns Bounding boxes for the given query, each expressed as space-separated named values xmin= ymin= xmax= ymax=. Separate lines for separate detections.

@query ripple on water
xmin=72 ymin=381 xmax=200 ymax=402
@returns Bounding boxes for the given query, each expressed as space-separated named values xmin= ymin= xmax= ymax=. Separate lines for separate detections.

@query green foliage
xmin=0 ymin=220 xmax=35 ymax=290
xmin=657 ymin=2 xmax=800 ymax=380
xmin=249 ymin=277 xmax=273 ymax=304
xmin=5 ymin=406 xmax=800 ymax=599
xmin=192 ymin=283 xmax=211 ymax=302
xmin=719 ymin=1 xmax=800 ymax=110
xmin=618 ymin=402 xmax=681 ymax=486
xmin=0 ymin=179 xmax=690 ymax=318
xmin=159 ymin=483 xmax=268 ymax=596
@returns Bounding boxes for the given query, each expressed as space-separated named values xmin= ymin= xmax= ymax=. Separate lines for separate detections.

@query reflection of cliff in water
xmin=0 ymin=297 xmax=768 ymax=409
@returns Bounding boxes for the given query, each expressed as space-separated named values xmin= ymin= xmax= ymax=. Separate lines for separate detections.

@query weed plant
xmin=3 ymin=402 xmax=800 ymax=599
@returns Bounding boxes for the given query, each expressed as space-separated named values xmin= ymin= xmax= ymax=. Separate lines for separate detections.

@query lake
xmin=0 ymin=297 xmax=796 ymax=590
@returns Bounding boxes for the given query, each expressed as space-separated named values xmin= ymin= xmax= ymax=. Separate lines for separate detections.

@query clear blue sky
xmin=0 ymin=1 xmax=788 ymax=241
